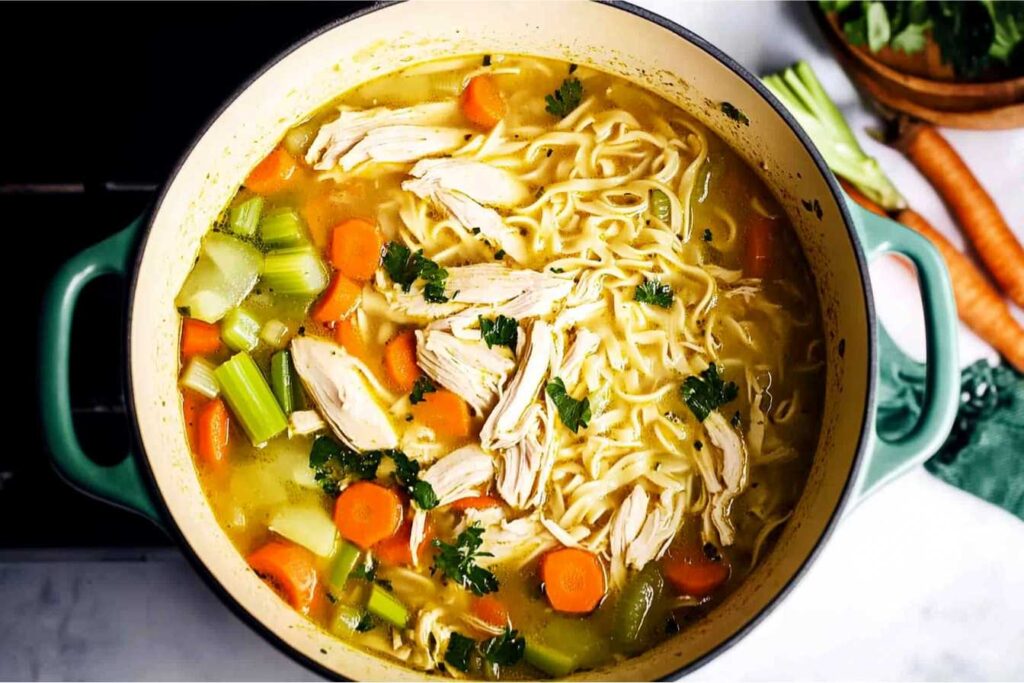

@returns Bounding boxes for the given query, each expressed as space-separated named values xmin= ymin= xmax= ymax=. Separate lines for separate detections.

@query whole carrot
xmin=843 ymin=181 xmax=1024 ymax=371
xmin=891 ymin=120 xmax=1024 ymax=309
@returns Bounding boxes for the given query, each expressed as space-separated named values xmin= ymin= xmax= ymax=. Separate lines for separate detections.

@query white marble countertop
xmin=4 ymin=2 xmax=1022 ymax=680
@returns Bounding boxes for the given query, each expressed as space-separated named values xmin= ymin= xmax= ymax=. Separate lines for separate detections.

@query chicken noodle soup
xmin=176 ymin=54 xmax=825 ymax=678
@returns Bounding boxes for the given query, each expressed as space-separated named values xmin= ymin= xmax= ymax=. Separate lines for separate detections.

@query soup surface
xmin=175 ymin=54 xmax=825 ymax=679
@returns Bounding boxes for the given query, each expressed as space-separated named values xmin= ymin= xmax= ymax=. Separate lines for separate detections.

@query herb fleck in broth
xmin=177 ymin=53 xmax=825 ymax=678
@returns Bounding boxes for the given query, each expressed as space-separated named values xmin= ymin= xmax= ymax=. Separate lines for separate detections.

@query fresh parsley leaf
xmin=494 ymin=249 xmax=506 ymax=260
xmin=703 ymin=228 xmax=713 ymax=242
xmin=375 ymin=449 xmax=439 ymax=510
xmin=309 ymin=440 xmax=436 ymax=508
xmin=720 ymin=101 xmax=749 ymax=125
xmin=549 ymin=267 xmax=564 ymax=274
xmin=545 ymin=78 xmax=583 ymax=118
xmin=382 ymin=242 xmax=449 ymax=301
xmin=479 ymin=315 xmax=518 ymax=351
xmin=432 ymin=524 xmax=498 ymax=596
xmin=681 ymin=363 xmax=739 ymax=422
xmin=382 ymin=242 xmax=418 ymax=292
xmin=410 ymin=376 xmax=437 ymax=405
xmin=865 ymin=1 xmax=891 ymax=52
xmin=480 ymin=628 xmax=525 ymax=666
xmin=635 ymin=278 xmax=674 ymax=308
xmin=890 ymin=21 xmax=929 ymax=54
xmin=355 ymin=613 xmax=377 ymax=633
xmin=351 ymin=557 xmax=377 ymax=582
xmin=444 ymin=633 xmax=476 ymax=673
xmin=546 ymin=377 xmax=591 ymax=432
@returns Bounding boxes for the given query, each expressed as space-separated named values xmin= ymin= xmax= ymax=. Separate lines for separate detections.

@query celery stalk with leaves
xmin=761 ymin=61 xmax=905 ymax=211
xmin=761 ymin=61 xmax=1024 ymax=372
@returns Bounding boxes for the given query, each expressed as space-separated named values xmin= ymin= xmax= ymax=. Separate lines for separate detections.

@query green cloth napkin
xmin=876 ymin=328 xmax=1024 ymax=520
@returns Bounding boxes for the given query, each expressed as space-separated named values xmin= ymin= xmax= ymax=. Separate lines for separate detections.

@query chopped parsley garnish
xmin=410 ymin=376 xmax=437 ymax=405
xmin=703 ymin=228 xmax=714 ymax=242
xmin=432 ymin=524 xmax=498 ymax=596
xmin=494 ymin=249 xmax=506 ymax=260
xmin=355 ymin=612 xmax=377 ymax=632
xmin=720 ymin=101 xmax=750 ymax=126
xmin=546 ymin=377 xmax=591 ymax=433
xmin=350 ymin=557 xmax=377 ymax=582
xmin=480 ymin=627 xmax=526 ymax=666
xmin=681 ymin=363 xmax=739 ymax=422
xmin=635 ymin=278 xmax=674 ymax=308
xmin=482 ymin=54 xmax=492 ymax=67
xmin=308 ymin=438 xmax=438 ymax=509
xmin=479 ymin=315 xmax=518 ymax=351
xmin=545 ymin=78 xmax=583 ymax=118
xmin=444 ymin=633 xmax=476 ymax=672
xmin=731 ymin=410 xmax=742 ymax=427
xmin=443 ymin=628 xmax=525 ymax=674
xmin=382 ymin=241 xmax=449 ymax=302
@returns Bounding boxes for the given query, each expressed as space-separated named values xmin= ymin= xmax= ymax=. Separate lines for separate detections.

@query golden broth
xmin=179 ymin=54 xmax=825 ymax=679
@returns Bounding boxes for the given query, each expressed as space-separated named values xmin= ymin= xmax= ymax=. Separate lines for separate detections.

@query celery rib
xmin=214 ymin=352 xmax=287 ymax=444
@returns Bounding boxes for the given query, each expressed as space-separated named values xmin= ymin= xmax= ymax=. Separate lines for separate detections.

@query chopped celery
xmin=367 ymin=584 xmax=409 ymax=628
xmin=650 ymin=189 xmax=671 ymax=223
xmin=259 ymin=319 xmax=290 ymax=348
xmin=179 ymin=357 xmax=219 ymax=398
xmin=524 ymin=641 xmax=577 ymax=677
xmin=260 ymin=207 xmax=306 ymax=247
xmin=221 ymin=307 xmax=261 ymax=352
xmin=214 ymin=352 xmax=287 ymax=444
xmin=262 ymin=245 xmax=329 ymax=296
xmin=270 ymin=350 xmax=296 ymax=414
xmin=175 ymin=233 xmax=263 ymax=323
xmin=612 ymin=562 xmax=667 ymax=653
xmin=329 ymin=541 xmax=362 ymax=590
xmin=229 ymin=196 xmax=264 ymax=237
xmin=330 ymin=604 xmax=365 ymax=637
xmin=268 ymin=504 xmax=338 ymax=557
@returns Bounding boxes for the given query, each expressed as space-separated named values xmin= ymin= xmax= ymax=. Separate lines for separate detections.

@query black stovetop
xmin=4 ymin=3 xmax=370 ymax=548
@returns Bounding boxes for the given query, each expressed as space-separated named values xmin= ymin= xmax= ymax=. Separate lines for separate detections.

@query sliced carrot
xmin=540 ymin=547 xmax=606 ymax=614
xmin=330 ymin=218 xmax=384 ymax=282
xmin=448 ymin=495 xmax=502 ymax=512
xmin=334 ymin=317 xmax=368 ymax=360
xmin=662 ymin=547 xmax=730 ymax=598
xmin=181 ymin=318 xmax=222 ymax=357
xmin=411 ymin=389 xmax=471 ymax=438
xmin=743 ymin=213 xmax=776 ymax=279
xmin=842 ymin=180 xmax=1024 ymax=372
xmin=471 ymin=595 xmax=509 ymax=629
xmin=196 ymin=398 xmax=230 ymax=468
xmin=247 ymin=540 xmax=319 ymax=614
xmin=893 ymin=121 xmax=1024 ymax=309
xmin=181 ymin=389 xmax=205 ymax=452
xmin=244 ymin=146 xmax=299 ymax=196
xmin=461 ymin=75 xmax=506 ymax=129
xmin=383 ymin=330 xmax=421 ymax=393
xmin=374 ymin=515 xmax=435 ymax=567
xmin=334 ymin=482 xmax=404 ymax=550
xmin=311 ymin=273 xmax=361 ymax=324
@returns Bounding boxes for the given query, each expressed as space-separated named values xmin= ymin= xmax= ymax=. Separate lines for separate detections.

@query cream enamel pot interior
xmin=39 ymin=2 xmax=961 ymax=680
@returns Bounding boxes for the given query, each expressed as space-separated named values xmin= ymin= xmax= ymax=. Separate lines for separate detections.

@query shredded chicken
xmin=703 ymin=411 xmax=750 ymax=545
xmin=626 ymin=492 xmax=683 ymax=570
xmin=389 ymin=265 xmax=573 ymax=321
xmin=420 ymin=444 xmax=496 ymax=507
xmin=404 ymin=158 xmax=530 ymax=207
xmin=289 ymin=337 xmax=398 ymax=450
xmin=339 ymin=126 xmax=469 ymax=171
xmin=415 ymin=328 xmax=515 ymax=415
xmin=460 ymin=509 xmax=556 ymax=567
xmin=609 ymin=485 xmax=649 ymax=586
xmin=559 ymin=328 xmax=601 ymax=389
xmin=287 ymin=410 xmax=325 ymax=437
xmin=495 ymin=407 xmax=554 ymax=509
xmin=480 ymin=321 xmax=554 ymax=450
xmin=404 ymin=158 xmax=531 ymax=262
xmin=305 ymin=101 xmax=459 ymax=170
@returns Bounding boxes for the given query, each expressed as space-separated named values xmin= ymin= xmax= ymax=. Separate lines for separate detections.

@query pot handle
xmin=848 ymin=200 xmax=959 ymax=501
xmin=39 ymin=218 xmax=162 ymax=526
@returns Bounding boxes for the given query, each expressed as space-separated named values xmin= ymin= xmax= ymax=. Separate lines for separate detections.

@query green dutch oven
xmin=38 ymin=2 xmax=960 ymax=680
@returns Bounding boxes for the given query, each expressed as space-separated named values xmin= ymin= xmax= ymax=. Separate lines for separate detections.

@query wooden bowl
xmin=813 ymin=7 xmax=1024 ymax=129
